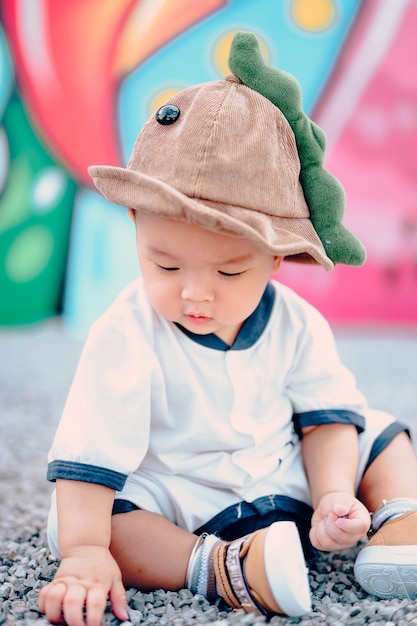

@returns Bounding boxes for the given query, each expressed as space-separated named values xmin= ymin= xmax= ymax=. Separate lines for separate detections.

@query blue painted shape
xmin=0 ymin=24 xmax=13 ymax=118
xmin=63 ymin=189 xmax=139 ymax=333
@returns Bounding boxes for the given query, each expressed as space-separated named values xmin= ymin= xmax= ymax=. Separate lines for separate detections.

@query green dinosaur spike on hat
xmin=228 ymin=31 xmax=366 ymax=267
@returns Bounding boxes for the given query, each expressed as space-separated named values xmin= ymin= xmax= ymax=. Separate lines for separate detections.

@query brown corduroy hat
xmin=88 ymin=75 xmax=333 ymax=270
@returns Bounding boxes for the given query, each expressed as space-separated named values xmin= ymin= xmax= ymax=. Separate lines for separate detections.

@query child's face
xmin=130 ymin=211 xmax=282 ymax=345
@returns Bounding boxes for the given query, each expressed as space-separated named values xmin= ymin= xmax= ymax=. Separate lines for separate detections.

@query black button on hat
xmin=155 ymin=105 xmax=180 ymax=125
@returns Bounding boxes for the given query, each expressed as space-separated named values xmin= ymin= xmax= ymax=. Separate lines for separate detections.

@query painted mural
xmin=0 ymin=0 xmax=416 ymax=330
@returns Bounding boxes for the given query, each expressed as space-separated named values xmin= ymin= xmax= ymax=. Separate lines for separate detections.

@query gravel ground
xmin=1 ymin=318 xmax=417 ymax=625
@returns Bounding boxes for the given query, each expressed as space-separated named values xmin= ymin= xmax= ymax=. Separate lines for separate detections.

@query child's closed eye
xmin=157 ymin=264 xmax=180 ymax=273
xmin=218 ymin=270 xmax=245 ymax=279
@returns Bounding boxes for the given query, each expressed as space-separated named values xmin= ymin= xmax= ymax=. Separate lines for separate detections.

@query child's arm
xmin=301 ymin=423 xmax=371 ymax=551
xmin=38 ymin=479 xmax=129 ymax=626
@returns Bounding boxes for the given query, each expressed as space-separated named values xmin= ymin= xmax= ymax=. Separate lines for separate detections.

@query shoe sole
xmin=264 ymin=521 xmax=311 ymax=616
xmin=355 ymin=545 xmax=417 ymax=600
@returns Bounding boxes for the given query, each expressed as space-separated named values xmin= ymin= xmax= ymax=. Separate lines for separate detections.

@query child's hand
xmin=310 ymin=492 xmax=371 ymax=552
xmin=38 ymin=545 xmax=129 ymax=626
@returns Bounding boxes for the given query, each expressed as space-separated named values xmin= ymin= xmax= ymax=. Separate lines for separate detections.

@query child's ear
xmin=127 ymin=208 xmax=136 ymax=223
xmin=272 ymin=256 xmax=282 ymax=273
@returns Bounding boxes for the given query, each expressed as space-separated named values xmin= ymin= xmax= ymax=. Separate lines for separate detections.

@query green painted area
xmin=0 ymin=95 xmax=77 ymax=324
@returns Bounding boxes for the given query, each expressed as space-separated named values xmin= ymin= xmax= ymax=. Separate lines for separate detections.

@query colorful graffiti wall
xmin=1 ymin=0 xmax=416 ymax=330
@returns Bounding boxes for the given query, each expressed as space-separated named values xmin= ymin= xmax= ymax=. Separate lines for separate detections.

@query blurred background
xmin=0 ymin=0 xmax=416 ymax=334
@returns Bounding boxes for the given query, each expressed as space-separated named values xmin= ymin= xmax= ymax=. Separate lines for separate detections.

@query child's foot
xmin=212 ymin=521 xmax=311 ymax=617
xmin=354 ymin=510 xmax=417 ymax=599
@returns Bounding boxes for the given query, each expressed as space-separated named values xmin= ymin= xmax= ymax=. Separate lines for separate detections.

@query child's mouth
xmin=185 ymin=313 xmax=212 ymax=326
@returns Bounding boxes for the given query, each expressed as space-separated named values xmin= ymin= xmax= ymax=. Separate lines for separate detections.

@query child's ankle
xmin=371 ymin=498 xmax=417 ymax=534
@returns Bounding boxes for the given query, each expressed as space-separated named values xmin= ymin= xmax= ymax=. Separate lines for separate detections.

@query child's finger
xmin=85 ymin=586 xmax=109 ymax=626
xmin=39 ymin=582 xmax=67 ymax=624
xmin=335 ymin=515 xmax=369 ymax=536
xmin=110 ymin=582 xmax=130 ymax=622
xmin=333 ymin=502 xmax=350 ymax=517
xmin=61 ymin=583 xmax=88 ymax=626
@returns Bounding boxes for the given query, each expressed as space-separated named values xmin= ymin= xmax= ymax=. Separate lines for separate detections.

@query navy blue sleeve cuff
xmin=293 ymin=409 xmax=365 ymax=438
xmin=47 ymin=460 xmax=127 ymax=491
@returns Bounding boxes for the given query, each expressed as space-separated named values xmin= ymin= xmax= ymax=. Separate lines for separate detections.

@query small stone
xmin=14 ymin=566 xmax=27 ymax=578
xmin=0 ymin=582 xmax=12 ymax=599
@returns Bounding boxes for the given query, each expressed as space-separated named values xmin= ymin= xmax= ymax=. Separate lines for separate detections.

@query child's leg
xmin=109 ymin=508 xmax=311 ymax=617
xmin=110 ymin=509 xmax=196 ymax=590
xmin=355 ymin=431 xmax=417 ymax=600
xmin=358 ymin=431 xmax=417 ymax=509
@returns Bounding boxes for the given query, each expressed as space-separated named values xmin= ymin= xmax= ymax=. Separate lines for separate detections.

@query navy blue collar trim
xmin=174 ymin=282 xmax=275 ymax=351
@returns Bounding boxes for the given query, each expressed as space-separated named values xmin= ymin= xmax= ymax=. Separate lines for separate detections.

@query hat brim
xmin=89 ymin=165 xmax=334 ymax=271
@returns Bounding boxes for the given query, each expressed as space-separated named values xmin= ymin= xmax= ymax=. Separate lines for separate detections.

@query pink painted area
xmin=280 ymin=1 xmax=417 ymax=324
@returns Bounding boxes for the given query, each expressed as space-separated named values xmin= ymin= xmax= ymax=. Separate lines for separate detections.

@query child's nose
xmin=181 ymin=277 xmax=214 ymax=302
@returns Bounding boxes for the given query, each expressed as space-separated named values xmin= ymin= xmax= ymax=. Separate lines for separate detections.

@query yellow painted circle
xmin=291 ymin=0 xmax=336 ymax=31
xmin=5 ymin=225 xmax=54 ymax=282
xmin=213 ymin=31 xmax=270 ymax=77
